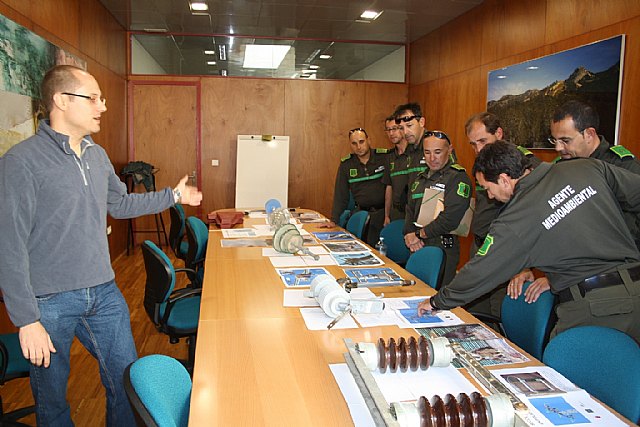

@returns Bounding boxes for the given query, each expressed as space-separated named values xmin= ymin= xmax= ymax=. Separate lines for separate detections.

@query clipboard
xmin=415 ymin=188 xmax=475 ymax=237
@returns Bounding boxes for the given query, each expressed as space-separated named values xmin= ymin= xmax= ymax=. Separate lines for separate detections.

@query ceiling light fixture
xmin=309 ymin=65 xmax=319 ymax=69
xmin=243 ymin=45 xmax=291 ymax=69
xmin=207 ymin=61 xmax=216 ymax=65
xmin=319 ymin=54 xmax=332 ymax=60
xmin=204 ymin=50 xmax=215 ymax=55
xmin=359 ymin=10 xmax=383 ymax=20
xmin=190 ymin=1 xmax=208 ymax=12
xmin=218 ymin=44 xmax=227 ymax=61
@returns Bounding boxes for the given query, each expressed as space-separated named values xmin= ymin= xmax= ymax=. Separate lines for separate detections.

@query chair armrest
xmin=175 ymin=267 xmax=197 ymax=275
xmin=161 ymin=287 xmax=202 ymax=325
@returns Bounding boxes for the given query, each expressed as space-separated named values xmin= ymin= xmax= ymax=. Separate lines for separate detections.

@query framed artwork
xmin=0 ymin=13 xmax=86 ymax=156
xmin=487 ymin=35 xmax=625 ymax=149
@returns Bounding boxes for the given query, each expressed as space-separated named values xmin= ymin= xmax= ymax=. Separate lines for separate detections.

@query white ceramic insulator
xmin=429 ymin=337 xmax=453 ymax=367
xmin=356 ymin=342 xmax=379 ymax=371
xmin=391 ymin=402 xmax=420 ymax=427
xmin=485 ymin=393 xmax=515 ymax=427
xmin=309 ymin=274 xmax=350 ymax=318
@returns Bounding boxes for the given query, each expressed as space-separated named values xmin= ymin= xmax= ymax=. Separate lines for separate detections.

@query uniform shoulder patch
xmin=457 ymin=182 xmax=470 ymax=198
xmin=476 ymin=234 xmax=494 ymax=256
xmin=609 ymin=145 xmax=635 ymax=159
xmin=516 ymin=145 xmax=533 ymax=156
xmin=341 ymin=154 xmax=353 ymax=162
xmin=450 ymin=163 xmax=466 ymax=171
xmin=375 ymin=148 xmax=390 ymax=154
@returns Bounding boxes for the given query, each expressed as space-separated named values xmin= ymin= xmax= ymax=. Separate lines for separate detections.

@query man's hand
xmin=507 ymin=269 xmax=535 ymax=299
xmin=417 ymin=297 xmax=434 ymax=317
xmin=19 ymin=321 xmax=56 ymax=367
xmin=523 ymin=278 xmax=550 ymax=303
xmin=175 ymin=175 xmax=203 ymax=206
xmin=317 ymin=221 xmax=337 ymax=229
xmin=404 ymin=232 xmax=424 ymax=253
xmin=383 ymin=215 xmax=391 ymax=226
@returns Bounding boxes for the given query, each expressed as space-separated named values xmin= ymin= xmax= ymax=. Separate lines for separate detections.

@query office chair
xmin=124 ymin=354 xmax=192 ymax=427
xmin=405 ymin=246 xmax=445 ymax=290
xmin=379 ymin=220 xmax=410 ymax=266
xmin=0 ymin=333 xmax=35 ymax=426
xmin=543 ymin=326 xmax=640 ymax=423
xmin=338 ymin=192 xmax=356 ymax=228
xmin=185 ymin=216 xmax=209 ymax=287
xmin=168 ymin=204 xmax=188 ymax=262
xmin=498 ymin=281 xmax=555 ymax=360
xmin=141 ymin=240 xmax=201 ymax=369
xmin=346 ymin=210 xmax=370 ymax=241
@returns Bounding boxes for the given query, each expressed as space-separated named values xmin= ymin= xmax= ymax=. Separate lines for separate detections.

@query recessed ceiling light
xmin=360 ymin=10 xmax=382 ymax=20
xmin=204 ymin=50 xmax=215 ymax=55
xmin=319 ymin=54 xmax=332 ymax=60
xmin=243 ymin=45 xmax=291 ymax=69
xmin=309 ymin=65 xmax=319 ymax=69
xmin=207 ymin=61 xmax=216 ymax=65
xmin=190 ymin=2 xmax=208 ymax=11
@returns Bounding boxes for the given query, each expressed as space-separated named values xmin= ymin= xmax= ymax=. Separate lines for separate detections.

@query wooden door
xmin=130 ymin=82 xmax=200 ymax=248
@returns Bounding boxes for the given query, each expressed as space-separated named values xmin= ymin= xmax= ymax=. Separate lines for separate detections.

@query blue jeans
xmin=31 ymin=280 xmax=138 ymax=426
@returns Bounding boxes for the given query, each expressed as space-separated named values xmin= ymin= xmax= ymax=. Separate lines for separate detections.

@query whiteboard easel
xmin=235 ymin=135 xmax=289 ymax=209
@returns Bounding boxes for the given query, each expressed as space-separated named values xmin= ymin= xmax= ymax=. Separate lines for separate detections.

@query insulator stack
xmin=417 ymin=392 xmax=489 ymax=427
xmin=377 ymin=336 xmax=431 ymax=373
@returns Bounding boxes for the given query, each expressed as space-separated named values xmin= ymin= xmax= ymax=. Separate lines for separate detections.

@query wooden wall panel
xmin=284 ymin=80 xmax=365 ymax=218
xmin=439 ymin=7 xmax=484 ymax=78
xmin=200 ymin=78 xmax=286 ymax=214
xmin=363 ymin=83 xmax=408 ymax=148
xmin=410 ymin=31 xmax=441 ymax=86
xmin=618 ymin=17 xmax=640 ymax=151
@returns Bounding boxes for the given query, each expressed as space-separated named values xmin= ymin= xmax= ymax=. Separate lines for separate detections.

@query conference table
xmin=186 ymin=211 xmax=622 ymax=426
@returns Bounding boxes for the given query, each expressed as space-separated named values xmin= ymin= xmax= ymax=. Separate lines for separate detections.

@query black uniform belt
xmin=358 ymin=205 xmax=384 ymax=212
xmin=474 ymin=234 xmax=485 ymax=247
xmin=557 ymin=265 xmax=640 ymax=303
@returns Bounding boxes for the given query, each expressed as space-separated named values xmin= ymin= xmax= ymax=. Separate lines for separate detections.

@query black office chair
xmin=185 ymin=217 xmax=209 ymax=288
xmin=141 ymin=240 xmax=201 ymax=370
xmin=169 ymin=204 xmax=188 ymax=262
xmin=0 ymin=333 xmax=35 ymax=426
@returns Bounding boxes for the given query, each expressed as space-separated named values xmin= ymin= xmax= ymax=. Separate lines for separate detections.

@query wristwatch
xmin=415 ymin=229 xmax=422 ymax=239
xmin=172 ymin=187 xmax=182 ymax=204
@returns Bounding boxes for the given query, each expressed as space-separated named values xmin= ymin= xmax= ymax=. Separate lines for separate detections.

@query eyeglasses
xmin=395 ymin=115 xmax=421 ymax=125
xmin=349 ymin=127 xmax=368 ymax=136
xmin=548 ymin=129 xmax=584 ymax=146
xmin=384 ymin=126 xmax=401 ymax=132
xmin=62 ymin=92 xmax=106 ymax=106
xmin=425 ymin=130 xmax=451 ymax=143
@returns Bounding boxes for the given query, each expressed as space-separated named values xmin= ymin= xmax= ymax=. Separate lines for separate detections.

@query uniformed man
xmin=382 ymin=115 xmax=414 ymax=225
xmin=393 ymin=103 xmax=428 ymax=184
xmin=418 ymin=141 xmax=640 ymax=343
xmin=464 ymin=112 xmax=542 ymax=315
xmin=329 ymin=127 xmax=387 ymax=246
xmin=551 ymin=100 xmax=640 ymax=249
xmin=404 ymin=130 xmax=472 ymax=287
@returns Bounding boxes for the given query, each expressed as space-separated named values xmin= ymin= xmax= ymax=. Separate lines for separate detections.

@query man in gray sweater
xmin=0 ymin=65 xmax=202 ymax=426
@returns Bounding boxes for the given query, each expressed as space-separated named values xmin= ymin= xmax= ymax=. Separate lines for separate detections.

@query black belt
xmin=358 ymin=205 xmax=384 ymax=212
xmin=557 ymin=265 xmax=640 ymax=303
xmin=474 ymin=234 xmax=485 ymax=247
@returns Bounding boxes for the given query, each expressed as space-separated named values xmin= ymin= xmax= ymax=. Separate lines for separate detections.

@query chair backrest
xmin=346 ymin=210 xmax=370 ymax=241
xmin=0 ymin=333 xmax=30 ymax=384
xmin=141 ymin=240 xmax=176 ymax=323
xmin=338 ymin=192 xmax=356 ymax=228
xmin=543 ymin=326 xmax=640 ymax=423
xmin=405 ymin=246 xmax=445 ymax=289
xmin=379 ymin=220 xmax=410 ymax=265
xmin=185 ymin=217 xmax=209 ymax=285
xmin=168 ymin=204 xmax=187 ymax=259
xmin=500 ymin=281 xmax=555 ymax=360
xmin=124 ymin=354 xmax=192 ymax=427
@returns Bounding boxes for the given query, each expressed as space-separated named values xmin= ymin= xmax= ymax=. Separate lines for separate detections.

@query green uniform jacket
xmin=331 ymin=149 xmax=387 ymax=223
xmin=381 ymin=143 xmax=425 ymax=212
xmin=433 ymin=159 xmax=640 ymax=310
xmin=471 ymin=145 xmax=541 ymax=241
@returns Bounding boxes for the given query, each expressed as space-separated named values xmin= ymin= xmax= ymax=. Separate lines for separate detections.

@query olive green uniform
xmin=431 ymin=159 xmax=640 ymax=343
xmin=404 ymin=160 xmax=472 ymax=287
xmin=382 ymin=143 xmax=426 ymax=221
xmin=331 ymin=148 xmax=388 ymax=246
xmin=466 ymin=145 xmax=541 ymax=317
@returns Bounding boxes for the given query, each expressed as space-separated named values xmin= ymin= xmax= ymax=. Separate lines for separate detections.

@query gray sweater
xmin=0 ymin=120 xmax=174 ymax=327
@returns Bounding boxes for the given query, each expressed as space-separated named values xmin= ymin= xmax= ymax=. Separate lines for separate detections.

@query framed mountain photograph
xmin=487 ymin=35 xmax=625 ymax=149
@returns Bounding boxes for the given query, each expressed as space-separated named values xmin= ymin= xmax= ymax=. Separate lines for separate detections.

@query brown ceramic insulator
xmin=376 ymin=336 xmax=433 ymax=372
xmin=443 ymin=393 xmax=461 ymax=426
xmin=417 ymin=392 xmax=491 ymax=427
